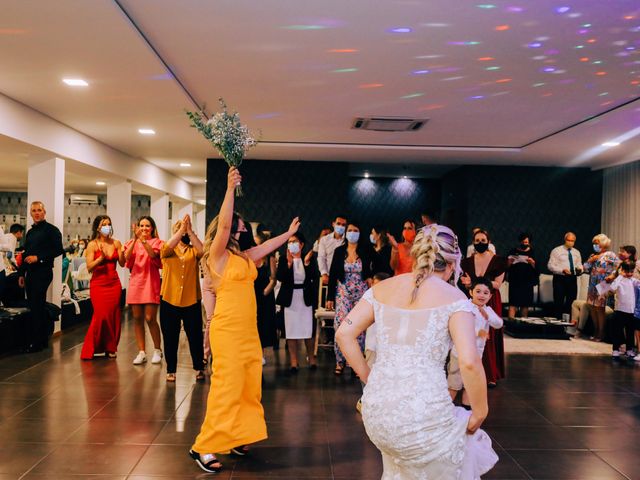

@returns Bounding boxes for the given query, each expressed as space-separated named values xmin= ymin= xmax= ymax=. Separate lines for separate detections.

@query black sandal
xmin=189 ymin=449 xmax=222 ymax=473
xmin=230 ymin=445 xmax=250 ymax=456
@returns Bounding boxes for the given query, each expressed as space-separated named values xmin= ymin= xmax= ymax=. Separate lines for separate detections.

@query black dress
xmin=507 ymin=247 xmax=538 ymax=307
xmin=371 ymin=244 xmax=394 ymax=276
xmin=254 ymin=256 xmax=277 ymax=348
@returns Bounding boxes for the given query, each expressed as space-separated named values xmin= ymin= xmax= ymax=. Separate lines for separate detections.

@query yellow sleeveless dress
xmin=192 ymin=253 xmax=267 ymax=453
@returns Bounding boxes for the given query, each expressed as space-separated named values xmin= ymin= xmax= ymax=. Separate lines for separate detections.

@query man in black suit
xmin=18 ymin=201 xmax=64 ymax=352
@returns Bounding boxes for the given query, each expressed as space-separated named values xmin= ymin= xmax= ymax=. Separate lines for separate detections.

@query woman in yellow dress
xmin=190 ymin=167 xmax=300 ymax=473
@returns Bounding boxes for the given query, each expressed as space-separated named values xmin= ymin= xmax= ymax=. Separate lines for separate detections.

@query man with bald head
xmin=18 ymin=201 xmax=64 ymax=352
xmin=548 ymin=232 xmax=583 ymax=320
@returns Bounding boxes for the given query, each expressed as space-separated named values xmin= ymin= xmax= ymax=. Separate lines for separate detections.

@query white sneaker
xmin=612 ymin=350 xmax=621 ymax=357
xmin=133 ymin=351 xmax=147 ymax=365
xmin=151 ymin=349 xmax=163 ymax=364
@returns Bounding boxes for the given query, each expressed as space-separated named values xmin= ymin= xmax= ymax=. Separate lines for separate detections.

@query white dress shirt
xmin=606 ymin=276 xmax=639 ymax=313
xmin=317 ymin=232 xmax=344 ymax=276
xmin=547 ymin=245 xmax=582 ymax=275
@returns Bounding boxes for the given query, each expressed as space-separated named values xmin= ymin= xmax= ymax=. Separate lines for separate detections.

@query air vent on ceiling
xmin=352 ymin=117 xmax=428 ymax=132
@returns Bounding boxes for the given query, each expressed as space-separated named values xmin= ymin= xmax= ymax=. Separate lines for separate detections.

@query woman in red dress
xmin=81 ymin=215 xmax=125 ymax=360
xmin=460 ymin=229 xmax=507 ymax=386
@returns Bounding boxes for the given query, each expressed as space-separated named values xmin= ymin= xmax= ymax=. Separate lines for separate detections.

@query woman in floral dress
xmin=326 ymin=222 xmax=372 ymax=375
xmin=583 ymin=233 xmax=619 ymax=341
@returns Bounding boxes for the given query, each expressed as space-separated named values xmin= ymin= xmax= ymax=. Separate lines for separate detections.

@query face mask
xmin=288 ymin=242 xmax=301 ymax=255
xmin=370 ymin=234 xmax=376 ymax=244
xmin=346 ymin=231 xmax=360 ymax=244
xmin=593 ymin=244 xmax=601 ymax=253
xmin=181 ymin=234 xmax=191 ymax=245
xmin=334 ymin=225 xmax=346 ymax=236
xmin=78 ymin=245 xmax=85 ymax=253
xmin=474 ymin=242 xmax=489 ymax=253
xmin=403 ymin=230 xmax=416 ymax=243
xmin=520 ymin=243 xmax=528 ymax=250
xmin=99 ymin=225 xmax=112 ymax=237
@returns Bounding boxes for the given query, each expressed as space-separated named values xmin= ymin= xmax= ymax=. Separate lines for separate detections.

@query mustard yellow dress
xmin=192 ymin=253 xmax=267 ymax=453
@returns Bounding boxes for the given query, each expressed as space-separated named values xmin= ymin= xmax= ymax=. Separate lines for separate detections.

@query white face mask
xmin=100 ymin=225 xmax=113 ymax=237
xmin=288 ymin=242 xmax=301 ymax=255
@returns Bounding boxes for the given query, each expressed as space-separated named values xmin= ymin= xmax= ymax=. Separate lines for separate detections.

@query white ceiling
xmin=1 ymin=0 xmax=639 ymax=191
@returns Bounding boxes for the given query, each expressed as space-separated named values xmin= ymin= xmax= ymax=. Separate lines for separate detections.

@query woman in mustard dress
xmin=190 ymin=167 xmax=301 ymax=474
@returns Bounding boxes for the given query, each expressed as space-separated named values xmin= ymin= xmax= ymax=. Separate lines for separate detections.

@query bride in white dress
xmin=336 ymin=224 xmax=498 ymax=479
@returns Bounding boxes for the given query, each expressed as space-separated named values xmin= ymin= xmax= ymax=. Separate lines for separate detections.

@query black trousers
xmin=24 ymin=267 xmax=53 ymax=349
xmin=612 ymin=311 xmax=636 ymax=351
xmin=159 ymin=300 xmax=204 ymax=373
xmin=552 ymin=274 xmax=577 ymax=318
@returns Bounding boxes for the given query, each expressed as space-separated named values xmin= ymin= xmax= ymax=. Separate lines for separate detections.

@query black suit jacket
xmin=275 ymin=257 xmax=318 ymax=308
xmin=327 ymin=244 xmax=373 ymax=301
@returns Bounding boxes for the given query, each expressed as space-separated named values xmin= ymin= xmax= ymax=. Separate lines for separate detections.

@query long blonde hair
xmin=410 ymin=224 xmax=462 ymax=301
xmin=201 ymin=213 xmax=243 ymax=275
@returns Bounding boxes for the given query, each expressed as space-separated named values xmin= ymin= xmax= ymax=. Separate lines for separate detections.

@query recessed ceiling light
xmin=96 ymin=181 xmax=106 ymax=186
xmin=63 ymin=78 xmax=88 ymax=87
xmin=364 ymin=172 xmax=370 ymax=178
xmin=180 ymin=162 xmax=191 ymax=167
xmin=602 ymin=141 xmax=620 ymax=147
xmin=403 ymin=175 xmax=408 ymax=179
xmin=138 ymin=128 xmax=156 ymax=135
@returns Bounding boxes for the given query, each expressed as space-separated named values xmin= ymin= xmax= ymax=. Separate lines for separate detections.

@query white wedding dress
xmin=360 ymin=289 xmax=498 ymax=479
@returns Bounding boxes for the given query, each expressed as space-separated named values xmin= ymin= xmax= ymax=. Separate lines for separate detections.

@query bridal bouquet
xmin=186 ymin=98 xmax=257 ymax=196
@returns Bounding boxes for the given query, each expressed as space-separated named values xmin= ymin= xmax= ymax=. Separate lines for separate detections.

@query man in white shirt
xmin=547 ymin=232 xmax=583 ymax=319
xmin=317 ymin=215 xmax=347 ymax=285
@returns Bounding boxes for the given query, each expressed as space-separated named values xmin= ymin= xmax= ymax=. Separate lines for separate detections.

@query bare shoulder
xmin=438 ymin=280 xmax=468 ymax=303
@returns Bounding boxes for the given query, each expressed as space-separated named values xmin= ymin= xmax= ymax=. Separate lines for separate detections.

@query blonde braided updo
xmin=410 ymin=224 xmax=462 ymax=301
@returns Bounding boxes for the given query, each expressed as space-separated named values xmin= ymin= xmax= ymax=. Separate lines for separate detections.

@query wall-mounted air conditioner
xmin=70 ymin=194 xmax=99 ymax=205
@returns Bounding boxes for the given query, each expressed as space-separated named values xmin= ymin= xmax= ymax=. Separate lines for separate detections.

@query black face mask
xmin=520 ymin=243 xmax=529 ymax=250
xmin=474 ymin=242 xmax=489 ymax=253
xmin=236 ymin=230 xmax=256 ymax=251
xmin=181 ymin=234 xmax=191 ymax=245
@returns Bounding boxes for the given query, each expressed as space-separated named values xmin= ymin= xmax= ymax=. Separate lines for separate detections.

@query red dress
xmin=460 ymin=255 xmax=507 ymax=384
xmin=81 ymin=250 xmax=122 ymax=359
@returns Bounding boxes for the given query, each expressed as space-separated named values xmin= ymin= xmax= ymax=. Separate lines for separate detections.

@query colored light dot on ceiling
xmin=580 ymin=57 xmax=589 ymax=62
xmin=624 ymin=15 xmax=635 ymax=20
xmin=506 ymin=6 xmax=524 ymax=13
xmin=495 ymin=25 xmax=510 ymax=31
xmin=598 ymin=92 xmax=609 ymax=96
xmin=587 ymin=38 xmax=597 ymax=43
xmin=327 ymin=49 xmax=358 ymax=53
xmin=542 ymin=67 xmax=556 ymax=72
xmin=389 ymin=27 xmax=412 ymax=33
xmin=528 ymin=42 xmax=542 ymax=48
xmin=282 ymin=25 xmax=326 ymax=30
xmin=412 ymin=70 xmax=431 ymax=75
xmin=592 ymin=60 xmax=603 ymax=64
xmin=582 ymin=23 xmax=592 ymax=28
xmin=542 ymin=93 xmax=553 ymax=97
xmin=568 ymin=13 xmax=582 ymax=18
xmin=401 ymin=93 xmax=425 ymax=99
xmin=478 ymin=57 xmax=495 ymax=61
xmin=596 ymin=71 xmax=607 ymax=75
xmin=477 ymin=4 xmax=497 ymax=9
xmin=575 ymin=45 xmax=585 ymax=49
xmin=556 ymin=6 xmax=570 ymax=14
xmin=420 ymin=104 xmax=445 ymax=111
xmin=485 ymin=66 xmax=501 ymax=70
xmin=578 ymin=29 xmax=589 ymax=34
xmin=332 ymin=68 xmax=358 ymax=73
xmin=496 ymin=78 xmax=512 ymax=83
xmin=533 ymin=83 xmax=546 ymax=87
xmin=359 ymin=83 xmax=384 ymax=88
xmin=632 ymin=80 xmax=640 ymax=85
xmin=470 ymin=95 xmax=485 ymax=99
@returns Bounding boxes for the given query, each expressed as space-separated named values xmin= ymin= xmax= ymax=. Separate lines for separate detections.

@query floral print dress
xmin=584 ymin=251 xmax=620 ymax=307
xmin=334 ymin=259 xmax=368 ymax=366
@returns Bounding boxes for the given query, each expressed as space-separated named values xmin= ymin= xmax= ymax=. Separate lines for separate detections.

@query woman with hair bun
xmin=583 ymin=233 xmax=619 ymax=341
xmin=80 ymin=215 xmax=125 ymax=360
xmin=336 ymin=224 xmax=497 ymax=478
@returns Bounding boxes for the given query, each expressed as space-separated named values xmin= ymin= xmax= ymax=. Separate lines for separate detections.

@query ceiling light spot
xmin=327 ymin=48 xmax=358 ymax=53
xmin=282 ymin=25 xmax=327 ymax=30
xmin=180 ymin=163 xmax=191 ymax=167
xmin=389 ymin=27 xmax=412 ymax=33
xmin=359 ymin=83 xmax=384 ymax=88
xmin=478 ymin=57 xmax=495 ymax=61
xmin=401 ymin=93 xmax=424 ymax=99
xmin=495 ymin=25 xmax=510 ymax=31
xmin=602 ymin=142 xmax=620 ymax=147
xmin=62 ymin=78 xmax=88 ymax=87
xmin=332 ymin=68 xmax=358 ymax=73
xmin=96 ymin=181 xmax=106 ymax=186
xmin=138 ymin=128 xmax=156 ymax=135
xmin=555 ymin=6 xmax=570 ymax=14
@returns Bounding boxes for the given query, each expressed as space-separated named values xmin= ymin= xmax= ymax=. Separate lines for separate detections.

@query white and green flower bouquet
xmin=186 ymin=98 xmax=257 ymax=196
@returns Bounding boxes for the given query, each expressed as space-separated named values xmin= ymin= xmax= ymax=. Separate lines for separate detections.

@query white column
xmin=107 ymin=181 xmax=132 ymax=289
xmin=27 ymin=157 xmax=65 ymax=332
xmin=151 ymin=193 xmax=170 ymax=241
xmin=195 ymin=208 xmax=207 ymax=240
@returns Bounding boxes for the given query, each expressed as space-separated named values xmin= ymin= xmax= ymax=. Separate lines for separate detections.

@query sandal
xmin=230 ymin=444 xmax=250 ymax=456
xmin=334 ymin=364 xmax=344 ymax=375
xmin=189 ymin=449 xmax=222 ymax=473
xmin=166 ymin=373 xmax=176 ymax=382
xmin=195 ymin=371 xmax=205 ymax=382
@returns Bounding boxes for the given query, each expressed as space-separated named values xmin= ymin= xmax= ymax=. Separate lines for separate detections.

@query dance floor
xmin=1 ymin=315 xmax=640 ymax=479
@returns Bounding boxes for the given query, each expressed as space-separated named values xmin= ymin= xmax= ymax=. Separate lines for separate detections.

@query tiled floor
xmin=1 ymin=317 xmax=640 ymax=479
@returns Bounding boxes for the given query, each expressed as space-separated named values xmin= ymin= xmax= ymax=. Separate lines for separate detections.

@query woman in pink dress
xmin=80 ymin=215 xmax=125 ymax=359
xmin=124 ymin=216 xmax=164 ymax=365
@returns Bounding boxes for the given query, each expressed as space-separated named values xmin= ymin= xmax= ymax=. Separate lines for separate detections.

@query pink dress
xmin=124 ymin=237 xmax=163 ymax=305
